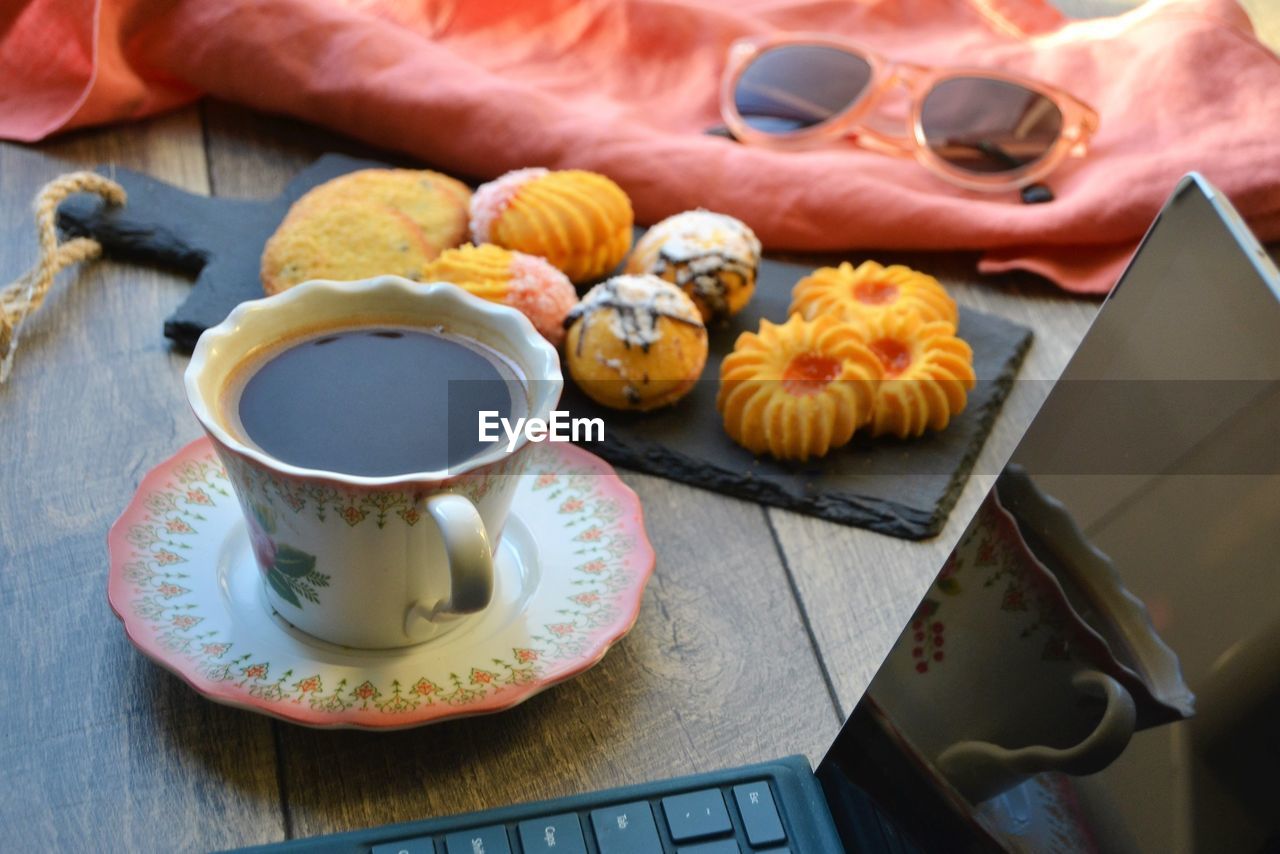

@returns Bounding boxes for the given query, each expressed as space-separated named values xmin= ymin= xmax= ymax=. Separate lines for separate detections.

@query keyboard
xmin=235 ymin=756 xmax=845 ymax=853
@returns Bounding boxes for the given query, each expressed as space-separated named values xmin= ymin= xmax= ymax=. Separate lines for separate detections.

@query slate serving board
xmin=59 ymin=154 xmax=1031 ymax=539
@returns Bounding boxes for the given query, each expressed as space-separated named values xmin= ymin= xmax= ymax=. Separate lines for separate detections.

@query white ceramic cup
xmin=184 ymin=276 xmax=562 ymax=649
xmin=870 ymin=492 xmax=1137 ymax=804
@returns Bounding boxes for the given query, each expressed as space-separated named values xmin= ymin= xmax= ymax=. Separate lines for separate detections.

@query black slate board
xmin=561 ymin=269 xmax=1031 ymax=539
xmin=58 ymin=154 xmax=1031 ymax=539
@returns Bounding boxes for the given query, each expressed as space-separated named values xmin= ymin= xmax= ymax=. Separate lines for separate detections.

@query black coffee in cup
xmin=223 ymin=325 xmax=526 ymax=476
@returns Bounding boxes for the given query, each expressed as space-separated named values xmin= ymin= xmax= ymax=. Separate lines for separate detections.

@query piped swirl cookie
xmin=471 ymin=168 xmax=634 ymax=283
xmin=625 ymin=209 xmax=761 ymax=324
xmin=563 ymin=274 xmax=707 ymax=411
xmin=790 ymin=261 xmax=958 ymax=331
xmin=423 ymin=243 xmax=578 ymax=345
xmin=717 ymin=314 xmax=882 ymax=461
xmin=261 ymin=169 xmax=471 ymax=294
xmin=862 ymin=311 xmax=977 ymax=439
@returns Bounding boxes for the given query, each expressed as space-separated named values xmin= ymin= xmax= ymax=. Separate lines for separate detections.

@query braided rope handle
xmin=0 ymin=172 xmax=127 ymax=384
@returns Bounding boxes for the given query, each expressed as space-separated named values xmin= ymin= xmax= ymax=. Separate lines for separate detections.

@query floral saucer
xmin=108 ymin=438 xmax=654 ymax=729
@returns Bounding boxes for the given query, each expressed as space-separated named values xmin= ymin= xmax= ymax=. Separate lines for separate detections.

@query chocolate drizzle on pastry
xmin=653 ymin=250 xmax=754 ymax=323
xmin=631 ymin=210 xmax=761 ymax=324
xmin=565 ymin=274 xmax=705 ymax=356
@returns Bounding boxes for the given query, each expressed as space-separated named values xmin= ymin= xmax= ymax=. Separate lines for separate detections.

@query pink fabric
xmin=4 ymin=0 xmax=1280 ymax=294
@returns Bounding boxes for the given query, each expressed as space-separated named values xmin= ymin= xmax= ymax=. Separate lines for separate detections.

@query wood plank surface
xmin=0 ymin=112 xmax=286 ymax=851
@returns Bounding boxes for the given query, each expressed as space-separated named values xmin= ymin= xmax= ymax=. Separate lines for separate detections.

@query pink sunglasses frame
xmin=720 ymin=34 xmax=1100 ymax=192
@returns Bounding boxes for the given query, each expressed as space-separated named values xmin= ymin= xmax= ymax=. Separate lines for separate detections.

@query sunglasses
xmin=720 ymin=35 xmax=1099 ymax=197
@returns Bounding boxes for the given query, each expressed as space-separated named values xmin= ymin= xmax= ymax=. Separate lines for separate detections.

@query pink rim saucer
xmin=107 ymin=437 xmax=655 ymax=729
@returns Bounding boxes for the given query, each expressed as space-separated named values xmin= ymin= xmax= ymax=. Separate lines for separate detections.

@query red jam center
xmin=869 ymin=337 xmax=913 ymax=378
xmin=853 ymin=280 xmax=899 ymax=305
xmin=783 ymin=353 xmax=842 ymax=396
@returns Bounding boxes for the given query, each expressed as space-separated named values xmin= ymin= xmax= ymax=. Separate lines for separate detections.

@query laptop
xmin=241 ymin=174 xmax=1280 ymax=854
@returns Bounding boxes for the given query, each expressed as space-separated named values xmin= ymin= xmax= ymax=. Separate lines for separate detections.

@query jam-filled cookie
xmin=471 ymin=168 xmax=634 ymax=283
xmin=790 ymin=261 xmax=958 ymax=331
xmin=424 ymin=243 xmax=578 ymax=345
xmin=717 ymin=314 xmax=882 ymax=461
xmin=563 ymin=275 xmax=707 ymax=411
xmin=862 ymin=311 xmax=976 ymax=439
xmin=261 ymin=169 xmax=471 ymax=294
xmin=625 ymin=209 xmax=761 ymax=324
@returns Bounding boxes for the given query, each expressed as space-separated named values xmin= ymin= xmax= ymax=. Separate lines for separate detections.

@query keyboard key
xmin=372 ymin=838 xmax=435 ymax=854
xmin=662 ymin=789 xmax=732 ymax=841
xmin=590 ymin=801 xmax=662 ymax=854
xmin=518 ymin=813 xmax=588 ymax=854
xmin=732 ymin=782 xmax=786 ymax=847
xmin=675 ymin=841 xmax=741 ymax=854
xmin=444 ymin=825 xmax=511 ymax=854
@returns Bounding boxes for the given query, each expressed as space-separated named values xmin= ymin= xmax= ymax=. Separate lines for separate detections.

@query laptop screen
xmin=818 ymin=177 xmax=1280 ymax=853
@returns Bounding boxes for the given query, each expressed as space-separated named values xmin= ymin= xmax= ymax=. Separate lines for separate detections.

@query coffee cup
xmin=869 ymin=492 xmax=1137 ymax=804
xmin=184 ymin=276 xmax=562 ymax=648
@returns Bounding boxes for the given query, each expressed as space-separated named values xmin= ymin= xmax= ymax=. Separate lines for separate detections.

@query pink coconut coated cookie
xmin=469 ymin=167 xmax=634 ymax=283
xmin=423 ymin=242 xmax=578 ymax=345
xmin=507 ymin=251 xmax=579 ymax=346
xmin=470 ymin=167 xmax=549 ymax=244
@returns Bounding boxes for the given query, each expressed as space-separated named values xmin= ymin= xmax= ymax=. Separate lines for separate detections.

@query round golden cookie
xmin=625 ymin=209 xmax=761 ymax=324
xmin=789 ymin=261 xmax=958 ymax=331
xmin=471 ymin=168 xmax=633 ymax=283
xmin=717 ymin=314 xmax=882 ymax=462
xmin=261 ymin=168 xmax=472 ymax=294
xmin=564 ymin=275 xmax=707 ymax=411
xmin=260 ymin=201 xmax=435 ymax=294
xmin=862 ymin=311 xmax=976 ymax=439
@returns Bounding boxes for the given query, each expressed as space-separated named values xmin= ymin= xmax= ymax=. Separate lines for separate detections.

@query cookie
xmin=423 ymin=243 xmax=578 ymax=345
xmin=861 ymin=311 xmax=976 ymax=438
xmin=563 ymin=274 xmax=707 ymax=411
xmin=790 ymin=261 xmax=958 ymax=332
xmin=261 ymin=169 xmax=471 ymax=294
xmin=471 ymin=168 xmax=633 ymax=283
xmin=717 ymin=314 xmax=882 ymax=461
xmin=626 ymin=209 xmax=761 ymax=324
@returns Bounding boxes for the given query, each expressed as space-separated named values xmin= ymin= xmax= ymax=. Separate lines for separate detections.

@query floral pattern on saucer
xmin=108 ymin=438 xmax=655 ymax=729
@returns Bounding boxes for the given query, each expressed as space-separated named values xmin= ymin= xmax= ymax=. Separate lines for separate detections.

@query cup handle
xmin=402 ymin=494 xmax=494 ymax=636
xmin=935 ymin=670 xmax=1137 ymax=803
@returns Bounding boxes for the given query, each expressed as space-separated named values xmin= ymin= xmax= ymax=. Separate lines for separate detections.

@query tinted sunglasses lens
xmin=920 ymin=77 xmax=1063 ymax=174
xmin=734 ymin=45 xmax=872 ymax=135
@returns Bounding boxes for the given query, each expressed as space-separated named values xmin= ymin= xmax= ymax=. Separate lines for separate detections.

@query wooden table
xmin=1 ymin=4 xmax=1272 ymax=847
